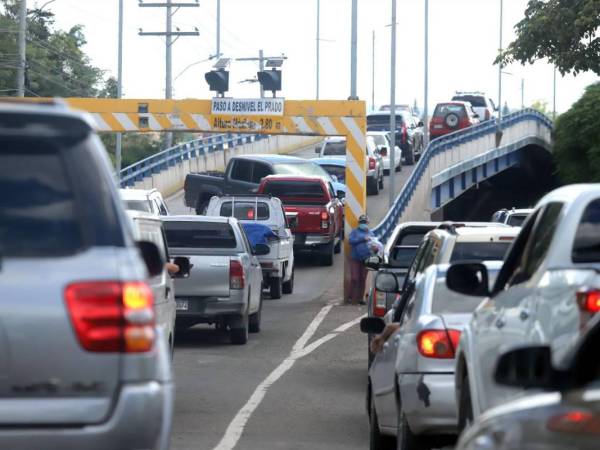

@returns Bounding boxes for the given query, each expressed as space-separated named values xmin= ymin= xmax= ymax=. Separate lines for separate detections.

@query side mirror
xmin=253 ymin=243 xmax=270 ymax=256
xmin=495 ymin=346 xmax=560 ymax=390
xmin=375 ymin=271 xmax=400 ymax=293
xmin=418 ymin=121 xmax=424 ymax=127
xmin=446 ymin=262 xmax=490 ymax=297
xmin=336 ymin=190 xmax=346 ymax=200
xmin=360 ymin=317 xmax=386 ymax=334
xmin=137 ymin=241 xmax=165 ymax=278
xmin=363 ymin=255 xmax=382 ymax=271
xmin=171 ymin=256 xmax=191 ymax=278
xmin=315 ymin=147 xmax=321 ymax=154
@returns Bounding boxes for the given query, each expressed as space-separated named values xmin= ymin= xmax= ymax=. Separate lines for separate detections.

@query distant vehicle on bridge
xmin=183 ymin=154 xmax=344 ymax=214
xmin=367 ymin=130 xmax=403 ymax=174
xmin=379 ymin=103 xmax=414 ymax=116
xmin=491 ymin=207 xmax=534 ymax=227
xmin=257 ymin=175 xmax=344 ymax=266
xmin=429 ymin=101 xmax=480 ymax=140
xmin=451 ymin=91 xmax=497 ymax=122
xmin=367 ymin=111 xmax=423 ymax=165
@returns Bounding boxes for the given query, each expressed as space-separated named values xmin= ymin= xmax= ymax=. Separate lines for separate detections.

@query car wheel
xmin=269 ymin=277 xmax=283 ymax=299
xmin=230 ymin=312 xmax=249 ymax=345
xmin=195 ymin=196 xmax=210 ymax=215
xmin=458 ymin=373 xmax=474 ymax=432
xmin=249 ymin=297 xmax=262 ymax=333
xmin=370 ymin=389 xmax=394 ymax=450
xmin=368 ymin=178 xmax=379 ymax=196
xmin=378 ymin=172 xmax=384 ymax=190
xmin=282 ymin=266 xmax=295 ymax=294
xmin=396 ymin=392 xmax=421 ymax=450
xmin=404 ymin=148 xmax=415 ymax=165
xmin=334 ymin=229 xmax=343 ymax=254
xmin=320 ymin=242 xmax=334 ymax=266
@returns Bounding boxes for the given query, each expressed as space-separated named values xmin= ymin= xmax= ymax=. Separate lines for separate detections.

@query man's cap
xmin=358 ymin=214 xmax=370 ymax=224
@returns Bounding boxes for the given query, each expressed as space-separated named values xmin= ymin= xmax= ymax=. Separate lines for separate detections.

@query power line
xmin=27 ymin=36 xmax=93 ymax=70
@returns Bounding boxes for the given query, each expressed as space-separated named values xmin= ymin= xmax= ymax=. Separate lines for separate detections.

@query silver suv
xmin=0 ymin=102 xmax=173 ymax=449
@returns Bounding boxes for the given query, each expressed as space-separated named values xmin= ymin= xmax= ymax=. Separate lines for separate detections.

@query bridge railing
xmin=372 ymin=109 xmax=553 ymax=243
xmin=119 ymin=133 xmax=267 ymax=188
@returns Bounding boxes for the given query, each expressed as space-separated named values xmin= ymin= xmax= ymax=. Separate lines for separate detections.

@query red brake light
xmin=372 ymin=289 xmax=387 ymax=317
xmin=320 ymin=211 xmax=329 ymax=221
xmin=369 ymin=157 xmax=376 ymax=170
xmin=577 ymin=290 xmax=600 ymax=313
xmin=65 ymin=281 xmax=155 ymax=353
xmin=230 ymin=260 xmax=245 ymax=290
xmin=547 ymin=410 xmax=600 ymax=434
xmin=247 ymin=208 xmax=255 ymax=220
xmin=417 ymin=329 xmax=461 ymax=359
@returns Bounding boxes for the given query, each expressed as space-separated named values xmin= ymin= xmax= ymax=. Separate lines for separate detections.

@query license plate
xmin=176 ymin=300 xmax=188 ymax=311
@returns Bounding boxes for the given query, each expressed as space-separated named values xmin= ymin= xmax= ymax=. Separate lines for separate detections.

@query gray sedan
xmin=362 ymin=262 xmax=501 ymax=450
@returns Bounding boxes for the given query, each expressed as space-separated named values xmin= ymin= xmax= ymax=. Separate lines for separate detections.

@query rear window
xmin=433 ymin=104 xmax=466 ymax=117
xmin=451 ymin=95 xmax=486 ymax=107
xmin=397 ymin=232 xmax=428 ymax=246
xmin=220 ymin=201 xmax=270 ymax=221
xmin=164 ymin=221 xmax=237 ymax=249
xmin=450 ymin=242 xmax=511 ymax=262
xmin=432 ymin=275 xmax=494 ymax=314
xmin=320 ymin=164 xmax=346 ymax=183
xmin=389 ymin=246 xmax=418 ymax=268
xmin=507 ymin=214 xmax=528 ymax=227
xmin=262 ymin=181 xmax=327 ymax=205
xmin=125 ymin=200 xmax=152 ymax=213
xmin=0 ymin=148 xmax=83 ymax=257
xmin=322 ymin=142 xmax=346 ymax=156
xmin=368 ymin=134 xmax=388 ymax=147
xmin=573 ymin=199 xmax=600 ymax=263
xmin=367 ymin=114 xmax=405 ymax=128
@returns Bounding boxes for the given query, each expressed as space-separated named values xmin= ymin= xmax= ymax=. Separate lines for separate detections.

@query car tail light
xmin=246 ymin=208 xmax=255 ymax=220
xmin=368 ymin=157 xmax=376 ymax=170
xmin=65 ymin=281 xmax=155 ymax=353
xmin=320 ymin=210 xmax=330 ymax=229
xmin=547 ymin=410 xmax=600 ymax=434
xmin=230 ymin=260 xmax=245 ymax=290
xmin=576 ymin=289 xmax=600 ymax=313
xmin=417 ymin=329 xmax=461 ymax=359
xmin=372 ymin=289 xmax=387 ymax=317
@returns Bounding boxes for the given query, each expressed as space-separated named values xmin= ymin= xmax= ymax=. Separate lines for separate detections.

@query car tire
xmin=230 ymin=312 xmax=249 ymax=345
xmin=269 ymin=277 xmax=283 ymax=299
xmin=384 ymin=169 xmax=390 ymax=176
xmin=396 ymin=391 xmax=421 ymax=450
xmin=378 ymin=173 xmax=384 ymax=190
xmin=370 ymin=389 xmax=394 ymax=450
xmin=249 ymin=298 xmax=262 ymax=333
xmin=320 ymin=242 xmax=334 ymax=266
xmin=368 ymin=178 xmax=379 ymax=196
xmin=282 ymin=267 xmax=295 ymax=294
xmin=334 ymin=229 xmax=343 ymax=254
xmin=404 ymin=148 xmax=415 ymax=165
xmin=195 ymin=196 xmax=210 ymax=215
xmin=458 ymin=373 xmax=474 ymax=432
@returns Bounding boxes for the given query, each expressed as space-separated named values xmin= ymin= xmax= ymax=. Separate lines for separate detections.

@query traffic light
xmin=257 ymin=70 xmax=282 ymax=97
xmin=205 ymin=70 xmax=229 ymax=97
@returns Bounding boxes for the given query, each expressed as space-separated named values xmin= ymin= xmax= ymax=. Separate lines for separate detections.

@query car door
xmin=239 ymin=226 xmax=262 ymax=312
xmin=227 ymin=159 xmax=258 ymax=194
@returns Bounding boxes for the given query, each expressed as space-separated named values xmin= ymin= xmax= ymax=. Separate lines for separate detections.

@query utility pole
xmin=389 ymin=0 xmax=397 ymax=207
xmin=423 ymin=0 xmax=429 ymax=147
xmin=16 ymin=0 xmax=26 ymax=97
xmin=236 ymin=51 xmax=287 ymax=98
xmin=116 ymin=0 xmax=124 ymax=180
xmin=349 ymin=0 xmax=358 ymax=99
xmin=216 ymin=0 xmax=221 ymax=59
xmin=497 ymin=0 xmax=504 ymax=126
xmin=371 ymin=30 xmax=375 ymax=110
xmin=139 ymin=0 xmax=199 ymax=148
xmin=316 ymin=0 xmax=320 ymax=100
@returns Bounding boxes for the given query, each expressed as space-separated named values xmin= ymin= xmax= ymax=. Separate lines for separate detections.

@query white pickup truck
xmin=206 ymin=195 xmax=295 ymax=299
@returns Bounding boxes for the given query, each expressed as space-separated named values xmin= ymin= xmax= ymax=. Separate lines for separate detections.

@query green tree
xmin=531 ymin=99 xmax=551 ymax=116
xmin=497 ymin=0 xmax=600 ymax=76
xmin=553 ymin=82 xmax=600 ymax=183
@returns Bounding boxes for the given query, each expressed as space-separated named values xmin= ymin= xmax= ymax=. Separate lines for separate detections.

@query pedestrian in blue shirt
xmin=348 ymin=214 xmax=374 ymax=305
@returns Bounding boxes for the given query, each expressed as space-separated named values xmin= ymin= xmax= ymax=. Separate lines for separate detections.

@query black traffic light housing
xmin=257 ymin=69 xmax=282 ymax=98
xmin=205 ymin=70 xmax=229 ymax=97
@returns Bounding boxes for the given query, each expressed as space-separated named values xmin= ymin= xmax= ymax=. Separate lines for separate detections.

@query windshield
xmin=452 ymin=95 xmax=487 ymax=107
xmin=507 ymin=214 xmax=529 ymax=227
xmin=434 ymin=104 xmax=466 ymax=117
xmin=319 ymin=164 xmax=346 ymax=182
xmin=367 ymin=114 xmax=405 ymax=129
xmin=322 ymin=141 xmax=347 ymax=156
xmin=124 ymin=199 xmax=152 ymax=213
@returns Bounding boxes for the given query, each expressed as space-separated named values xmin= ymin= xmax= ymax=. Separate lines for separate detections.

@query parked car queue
xmin=361 ymin=186 xmax=600 ymax=450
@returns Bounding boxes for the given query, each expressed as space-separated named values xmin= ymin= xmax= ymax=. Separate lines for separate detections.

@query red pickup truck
xmin=257 ymin=175 xmax=344 ymax=266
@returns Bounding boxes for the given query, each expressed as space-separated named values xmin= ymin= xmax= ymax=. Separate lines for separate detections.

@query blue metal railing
xmin=372 ymin=109 xmax=553 ymax=243
xmin=118 ymin=133 xmax=268 ymax=187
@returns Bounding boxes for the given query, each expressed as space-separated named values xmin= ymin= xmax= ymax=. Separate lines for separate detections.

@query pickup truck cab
xmin=162 ymin=215 xmax=265 ymax=345
xmin=206 ymin=195 xmax=295 ymax=299
xmin=257 ymin=175 xmax=344 ymax=266
xmin=184 ymin=154 xmax=343 ymax=214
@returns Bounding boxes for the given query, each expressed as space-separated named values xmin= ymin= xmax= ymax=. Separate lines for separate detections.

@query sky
xmin=44 ymin=0 xmax=598 ymax=114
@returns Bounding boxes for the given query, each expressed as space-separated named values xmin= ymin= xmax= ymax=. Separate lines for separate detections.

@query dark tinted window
xmin=433 ymin=104 xmax=466 ymax=117
xmin=220 ymin=201 xmax=270 ymax=221
xmin=389 ymin=246 xmax=418 ymax=268
xmin=252 ymin=162 xmax=272 ymax=184
xmin=0 ymin=147 xmax=83 ymax=256
xmin=320 ymin=164 xmax=346 ymax=182
xmin=507 ymin=214 xmax=528 ymax=227
xmin=164 ymin=221 xmax=237 ymax=248
xmin=367 ymin=114 xmax=405 ymax=128
xmin=262 ymin=181 xmax=326 ymax=205
xmin=125 ymin=200 xmax=153 ymax=213
xmin=230 ymin=160 xmax=253 ymax=182
xmin=450 ymin=242 xmax=511 ymax=262
xmin=397 ymin=232 xmax=428 ymax=246
xmin=573 ymin=199 xmax=600 ymax=263
xmin=322 ymin=142 xmax=346 ymax=156
xmin=451 ymin=95 xmax=486 ymax=107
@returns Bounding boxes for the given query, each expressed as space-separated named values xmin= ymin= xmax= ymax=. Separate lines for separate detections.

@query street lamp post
xmin=316 ymin=0 xmax=320 ymax=100
xmin=350 ymin=0 xmax=358 ymax=99
xmin=423 ymin=0 xmax=429 ymax=147
xmin=116 ymin=0 xmax=124 ymax=180
xmin=389 ymin=0 xmax=397 ymax=208
xmin=497 ymin=0 xmax=504 ymax=126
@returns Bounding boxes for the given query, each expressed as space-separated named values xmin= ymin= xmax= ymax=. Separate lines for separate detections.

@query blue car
xmin=311 ymin=157 xmax=347 ymax=198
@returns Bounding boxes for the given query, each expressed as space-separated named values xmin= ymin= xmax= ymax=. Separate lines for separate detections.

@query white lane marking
xmin=212 ymin=306 xmax=364 ymax=450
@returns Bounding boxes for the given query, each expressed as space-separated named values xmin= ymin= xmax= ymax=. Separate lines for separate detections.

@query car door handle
xmin=519 ymin=309 xmax=530 ymax=321
xmin=495 ymin=317 xmax=506 ymax=329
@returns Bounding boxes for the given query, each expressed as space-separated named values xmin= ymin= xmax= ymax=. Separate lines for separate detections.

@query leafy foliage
xmin=553 ymin=83 xmax=600 ymax=183
xmin=531 ymin=99 xmax=551 ymax=116
xmin=498 ymin=0 xmax=600 ymax=76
